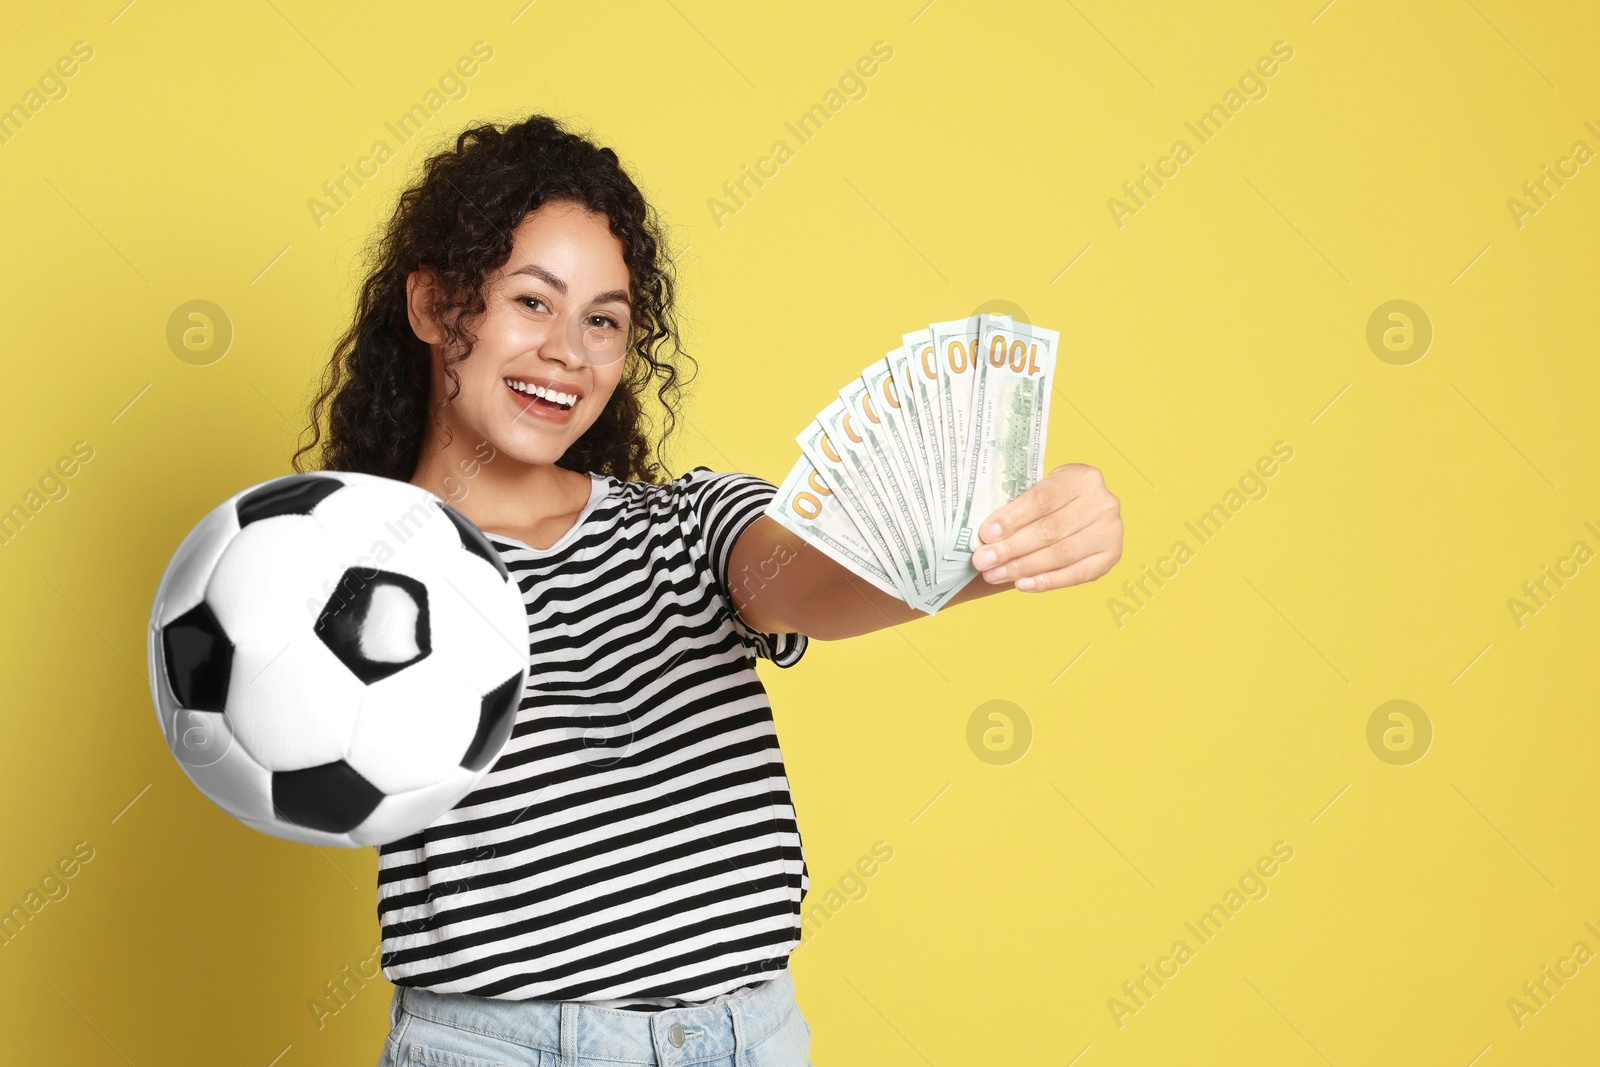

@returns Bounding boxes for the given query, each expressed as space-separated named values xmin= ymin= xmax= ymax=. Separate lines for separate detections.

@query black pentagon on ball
xmin=462 ymin=672 xmax=524 ymax=772
xmin=314 ymin=568 xmax=431 ymax=685
xmin=437 ymin=501 xmax=510 ymax=582
xmin=271 ymin=760 xmax=384 ymax=833
xmin=162 ymin=600 xmax=234 ymax=713
xmin=237 ymin=474 xmax=345 ymax=526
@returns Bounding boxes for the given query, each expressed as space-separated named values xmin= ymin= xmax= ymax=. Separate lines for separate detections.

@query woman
xmin=293 ymin=112 xmax=1121 ymax=1067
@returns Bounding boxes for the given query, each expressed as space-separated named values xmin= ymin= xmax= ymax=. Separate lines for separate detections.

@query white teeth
xmin=504 ymin=379 xmax=576 ymax=407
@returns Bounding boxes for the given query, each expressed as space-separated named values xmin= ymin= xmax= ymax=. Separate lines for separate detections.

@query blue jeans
xmin=375 ymin=970 xmax=812 ymax=1067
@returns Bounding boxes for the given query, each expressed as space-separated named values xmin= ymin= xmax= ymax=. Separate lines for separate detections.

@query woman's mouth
xmin=504 ymin=377 xmax=579 ymax=421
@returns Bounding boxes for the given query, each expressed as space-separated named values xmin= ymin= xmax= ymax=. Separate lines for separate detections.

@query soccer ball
xmin=147 ymin=471 xmax=528 ymax=848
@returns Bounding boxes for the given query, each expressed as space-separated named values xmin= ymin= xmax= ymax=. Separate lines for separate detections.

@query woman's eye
xmin=587 ymin=315 xmax=621 ymax=330
xmin=518 ymin=296 xmax=549 ymax=312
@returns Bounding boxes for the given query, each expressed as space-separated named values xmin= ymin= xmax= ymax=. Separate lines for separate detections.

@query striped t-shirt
xmin=375 ymin=466 xmax=809 ymax=1006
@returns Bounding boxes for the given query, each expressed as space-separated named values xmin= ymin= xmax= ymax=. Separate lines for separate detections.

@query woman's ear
xmin=405 ymin=267 xmax=446 ymax=345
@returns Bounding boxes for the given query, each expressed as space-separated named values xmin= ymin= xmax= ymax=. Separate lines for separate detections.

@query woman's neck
xmin=409 ymin=433 xmax=591 ymax=544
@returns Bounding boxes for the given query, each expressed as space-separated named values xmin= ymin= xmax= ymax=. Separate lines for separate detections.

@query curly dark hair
xmin=291 ymin=113 xmax=696 ymax=483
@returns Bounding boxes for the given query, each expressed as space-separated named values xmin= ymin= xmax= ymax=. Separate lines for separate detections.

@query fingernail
xmin=982 ymin=522 xmax=1002 ymax=540
xmin=985 ymin=566 xmax=1007 ymax=582
xmin=1015 ymin=576 xmax=1035 ymax=590
xmin=973 ymin=548 xmax=995 ymax=568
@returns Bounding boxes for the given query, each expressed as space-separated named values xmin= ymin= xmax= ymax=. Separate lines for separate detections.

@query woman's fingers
xmin=966 ymin=511 xmax=1094 ymax=585
xmin=971 ymin=465 xmax=1121 ymax=585
xmin=1011 ymin=549 xmax=1119 ymax=593
xmin=972 ymin=463 xmax=1092 ymax=545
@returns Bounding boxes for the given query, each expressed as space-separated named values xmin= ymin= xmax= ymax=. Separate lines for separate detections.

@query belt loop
xmin=560 ymin=1001 xmax=579 ymax=1066
xmin=728 ymin=992 xmax=749 ymax=1065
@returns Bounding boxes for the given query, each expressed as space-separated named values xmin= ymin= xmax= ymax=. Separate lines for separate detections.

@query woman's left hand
xmin=968 ymin=463 xmax=1123 ymax=592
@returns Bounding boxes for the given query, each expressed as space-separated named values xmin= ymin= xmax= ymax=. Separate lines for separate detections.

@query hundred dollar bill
xmin=921 ymin=566 xmax=975 ymax=614
xmin=929 ymin=315 xmax=980 ymax=563
xmin=935 ymin=314 xmax=1020 ymax=564
xmin=796 ymin=402 xmax=913 ymax=601
xmin=885 ymin=345 xmax=949 ymax=581
xmin=764 ymin=454 xmax=901 ymax=600
xmin=901 ymin=327 xmax=946 ymax=546
xmin=858 ymin=358 xmax=941 ymax=587
xmin=822 ymin=385 xmax=930 ymax=600
xmin=838 ymin=368 xmax=976 ymax=614
xmin=950 ymin=317 xmax=1058 ymax=558
xmin=766 ymin=454 xmax=969 ymax=616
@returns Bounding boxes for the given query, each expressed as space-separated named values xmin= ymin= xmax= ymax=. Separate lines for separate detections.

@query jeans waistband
xmin=397 ymin=969 xmax=797 ymax=1065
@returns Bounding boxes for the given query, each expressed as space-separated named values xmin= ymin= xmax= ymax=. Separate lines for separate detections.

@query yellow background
xmin=2 ymin=0 xmax=1597 ymax=1063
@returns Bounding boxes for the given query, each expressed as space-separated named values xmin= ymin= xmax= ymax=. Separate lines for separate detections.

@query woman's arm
xmin=733 ymin=464 xmax=1123 ymax=642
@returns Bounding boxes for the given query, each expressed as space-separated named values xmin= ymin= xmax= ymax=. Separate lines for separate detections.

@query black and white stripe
xmin=375 ymin=466 xmax=809 ymax=1005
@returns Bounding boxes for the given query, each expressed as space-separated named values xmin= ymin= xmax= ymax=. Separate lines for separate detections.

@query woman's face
xmin=408 ymin=198 xmax=633 ymax=469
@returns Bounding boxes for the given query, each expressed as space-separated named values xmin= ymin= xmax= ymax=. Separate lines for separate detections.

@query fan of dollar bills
xmin=765 ymin=312 xmax=1058 ymax=615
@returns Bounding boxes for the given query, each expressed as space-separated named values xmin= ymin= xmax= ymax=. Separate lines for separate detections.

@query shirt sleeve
xmin=676 ymin=465 xmax=808 ymax=668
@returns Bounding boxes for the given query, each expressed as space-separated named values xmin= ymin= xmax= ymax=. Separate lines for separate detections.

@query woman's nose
xmin=537 ymin=317 xmax=585 ymax=367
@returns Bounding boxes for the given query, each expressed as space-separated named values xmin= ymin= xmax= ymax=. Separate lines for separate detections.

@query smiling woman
xmin=293 ymin=118 xmax=693 ymax=492
xmin=290 ymin=114 xmax=820 ymax=1067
